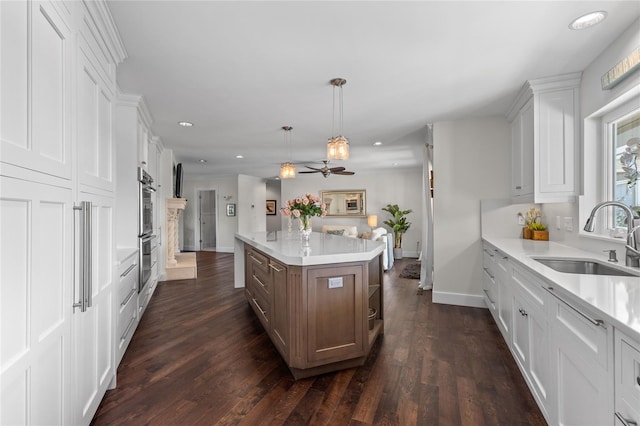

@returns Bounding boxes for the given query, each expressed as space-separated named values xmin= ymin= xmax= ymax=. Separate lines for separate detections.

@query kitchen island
xmin=234 ymin=231 xmax=386 ymax=379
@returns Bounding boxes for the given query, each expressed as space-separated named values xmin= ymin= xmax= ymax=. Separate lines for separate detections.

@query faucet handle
xmin=604 ymin=249 xmax=618 ymax=263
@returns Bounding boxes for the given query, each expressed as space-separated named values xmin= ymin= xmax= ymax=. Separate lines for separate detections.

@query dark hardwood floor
xmin=92 ymin=252 xmax=545 ymax=425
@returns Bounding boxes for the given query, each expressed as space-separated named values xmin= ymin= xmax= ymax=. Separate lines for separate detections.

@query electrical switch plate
xmin=328 ymin=277 xmax=343 ymax=289
xmin=518 ymin=215 xmax=525 ymax=225
xmin=564 ymin=217 xmax=573 ymax=232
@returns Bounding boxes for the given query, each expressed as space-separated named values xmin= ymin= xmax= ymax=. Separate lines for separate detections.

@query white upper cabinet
xmin=1 ymin=1 xmax=73 ymax=181
xmin=507 ymin=73 xmax=581 ymax=203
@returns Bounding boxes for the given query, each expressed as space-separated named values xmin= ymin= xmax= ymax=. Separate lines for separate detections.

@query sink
xmin=532 ymin=258 xmax=639 ymax=277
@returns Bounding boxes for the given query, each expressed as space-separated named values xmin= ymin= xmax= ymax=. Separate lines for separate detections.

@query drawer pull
xmin=482 ymin=289 xmax=495 ymax=305
xmin=615 ymin=412 xmax=637 ymax=426
xmin=494 ymin=249 xmax=508 ymax=260
xmin=120 ymin=263 xmax=137 ymax=278
xmin=545 ymin=287 xmax=606 ymax=329
xmin=252 ymin=274 xmax=266 ymax=289
xmin=637 ymin=376 xmax=640 ymax=386
xmin=120 ymin=316 xmax=136 ymax=342
xmin=249 ymin=254 xmax=263 ymax=265
xmin=253 ymin=298 xmax=266 ymax=316
xmin=483 ymin=268 xmax=495 ymax=280
xmin=515 ymin=186 xmax=522 ymax=190
xmin=483 ymin=249 xmax=495 ymax=257
xmin=269 ymin=263 xmax=283 ymax=272
xmin=121 ymin=288 xmax=136 ymax=307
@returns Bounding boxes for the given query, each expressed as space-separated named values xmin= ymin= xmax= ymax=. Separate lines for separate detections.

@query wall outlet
xmin=328 ymin=277 xmax=343 ymax=289
xmin=564 ymin=217 xmax=573 ymax=232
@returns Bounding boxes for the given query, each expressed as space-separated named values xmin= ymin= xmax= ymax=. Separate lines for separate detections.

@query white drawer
xmin=615 ymin=329 xmax=640 ymax=426
xmin=118 ymin=262 xmax=138 ymax=306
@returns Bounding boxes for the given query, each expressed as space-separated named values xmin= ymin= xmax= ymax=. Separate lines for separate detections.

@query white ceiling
xmin=107 ymin=1 xmax=640 ymax=180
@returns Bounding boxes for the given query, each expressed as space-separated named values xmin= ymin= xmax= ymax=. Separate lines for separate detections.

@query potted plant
xmin=382 ymin=204 xmax=412 ymax=259
xmin=518 ymin=207 xmax=548 ymax=240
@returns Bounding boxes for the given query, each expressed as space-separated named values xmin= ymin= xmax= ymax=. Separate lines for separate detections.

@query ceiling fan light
xmin=280 ymin=162 xmax=296 ymax=179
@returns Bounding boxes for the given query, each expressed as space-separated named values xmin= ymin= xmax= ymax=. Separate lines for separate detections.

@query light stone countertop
xmin=483 ymin=237 xmax=640 ymax=341
xmin=235 ymin=231 xmax=385 ymax=266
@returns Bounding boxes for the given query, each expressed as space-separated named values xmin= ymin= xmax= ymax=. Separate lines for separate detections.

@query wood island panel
xmin=243 ymin=246 xmax=383 ymax=379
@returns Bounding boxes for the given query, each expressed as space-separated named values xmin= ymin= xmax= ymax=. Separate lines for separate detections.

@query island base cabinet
xmin=614 ymin=330 xmax=640 ymax=426
xmin=549 ymin=291 xmax=613 ymax=426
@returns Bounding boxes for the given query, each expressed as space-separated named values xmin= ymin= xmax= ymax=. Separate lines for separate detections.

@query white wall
xmin=181 ymin=175 xmax=238 ymax=252
xmin=433 ymin=117 xmax=511 ymax=305
xmin=238 ymin=174 xmax=266 ymax=235
xmin=281 ymin=168 xmax=423 ymax=257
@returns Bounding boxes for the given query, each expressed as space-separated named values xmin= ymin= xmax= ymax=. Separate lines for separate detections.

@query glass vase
xmin=299 ymin=216 xmax=312 ymax=242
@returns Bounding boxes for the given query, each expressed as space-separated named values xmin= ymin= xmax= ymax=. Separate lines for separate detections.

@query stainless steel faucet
xmin=583 ymin=201 xmax=640 ymax=267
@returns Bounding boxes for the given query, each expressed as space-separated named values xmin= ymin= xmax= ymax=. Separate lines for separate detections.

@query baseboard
xmin=432 ymin=290 xmax=487 ymax=308
xmin=398 ymin=250 xmax=419 ymax=259
xmin=215 ymin=246 xmax=234 ymax=253
xmin=183 ymin=245 xmax=197 ymax=251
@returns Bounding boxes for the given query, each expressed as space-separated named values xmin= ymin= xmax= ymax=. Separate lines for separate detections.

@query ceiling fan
xmin=299 ymin=160 xmax=355 ymax=178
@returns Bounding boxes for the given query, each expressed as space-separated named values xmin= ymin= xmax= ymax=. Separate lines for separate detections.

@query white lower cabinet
xmin=481 ymin=245 xmax=498 ymax=319
xmin=548 ymin=288 xmax=613 ymax=426
xmin=614 ymin=330 xmax=640 ymax=426
xmin=116 ymin=252 xmax=139 ymax=365
xmin=510 ymin=265 xmax=552 ymax=422
xmin=481 ymin=243 xmax=626 ymax=426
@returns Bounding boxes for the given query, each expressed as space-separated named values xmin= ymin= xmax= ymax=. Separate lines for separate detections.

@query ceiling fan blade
xmin=304 ymin=165 xmax=323 ymax=171
xmin=298 ymin=170 xmax=321 ymax=174
xmin=328 ymin=167 xmax=346 ymax=172
xmin=333 ymin=171 xmax=355 ymax=175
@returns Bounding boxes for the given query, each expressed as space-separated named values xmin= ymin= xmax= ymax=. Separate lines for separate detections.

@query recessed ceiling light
xmin=569 ymin=11 xmax=607 ymax=30
xmin=235 ymin=155 xmax=244 ymax=159
xmin=178 ymin=121 xmax=193 ymax=127
xmin=392 ymin=162 xmax=399 ymax=166
xmin=199 ymin=159 xmax=207 ymax=163
xmin=373 ymin=141 xmax=383 ymax=146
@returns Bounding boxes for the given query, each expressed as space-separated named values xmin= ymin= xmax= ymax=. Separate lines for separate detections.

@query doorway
xmin=199 ymin=190 xmax=217 ymax=251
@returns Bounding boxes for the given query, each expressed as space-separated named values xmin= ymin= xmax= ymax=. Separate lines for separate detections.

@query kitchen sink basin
xmin=533 ymin=258 xmax=639 ymax=277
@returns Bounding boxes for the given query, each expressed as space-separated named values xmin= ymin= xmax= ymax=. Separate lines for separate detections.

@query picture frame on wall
xmin=266 ymin=200 xmax=277 ymax=215
xmin=226 ymin=203 xmax=236 ymax=217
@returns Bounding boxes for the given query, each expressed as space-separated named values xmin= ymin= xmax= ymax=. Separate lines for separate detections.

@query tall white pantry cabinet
xmin=0 ymin=1 xmax=125 ymax=425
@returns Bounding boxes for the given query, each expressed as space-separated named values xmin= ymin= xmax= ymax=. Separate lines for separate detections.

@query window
xmin=607 ymin=107 xmax=640 ymax=228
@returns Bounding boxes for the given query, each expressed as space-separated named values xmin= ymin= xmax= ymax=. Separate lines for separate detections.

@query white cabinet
xmin=510 ymin=265 xmax=552 ymax=422
xmin=481 ymin=244 xmax=498 ymax=319
xmin=548 ymin=288 xmax=613 ymax=426
xmin=494 ymin=249 xmax=512 ymax=343
xmin=615 ymin=329 xmax=640 ymax=426
xmin=507 ymin=73 xmax=581 ymax=203
xmin=116 ymin=251 xmax=139 ymax=365
xmin=1 ymin=1 xmax=124 ymax=424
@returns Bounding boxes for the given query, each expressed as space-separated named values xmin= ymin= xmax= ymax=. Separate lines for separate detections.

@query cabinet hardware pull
xmin=615 ymin=412 xmax=637 ymax=426
xmin=120 ymin=263 xmax=137 ymax=278
xmin=515 ymin=186 xmax=522 ymax=189
xmin=482 ymin=289 xmax=495 ymax=305
xmin=250 ymin=254 xmax=263 ymax=265
xmin=484 ymin=249 xmax=495 ymax=257
xmin=483 ymin=268 xmax=495 ymax=280
xmin=544 ymin=287 xmax=606 ymax=329
xmin=120 ymin=316 xmax=137 ymax=342
xmin=637 ymin=376 xmax=640 ymax=386
xmin=252 ymin=274 xmax=266 ymax=288
xmin=493 ymin=249 xmax=508 ymax=260
xmin=121 ymin=288 xmax=136 ymax=307
xmin=73 ymin=201 xmax=92 ymax=312
xmin=253 ymin=298 xmax=266 ymax=316
xmin=269 ymin=263 xmax=283 ymax=272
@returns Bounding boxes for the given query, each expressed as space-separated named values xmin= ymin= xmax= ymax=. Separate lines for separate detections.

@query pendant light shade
xmin=327 ymin=78 xmax=349 ymax=160
xmin=280 ymin=126 xmax=296 ymax=179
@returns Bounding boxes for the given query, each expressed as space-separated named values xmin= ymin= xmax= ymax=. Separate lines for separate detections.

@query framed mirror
xmin=320 ymin=190 xmax=367 ymax=217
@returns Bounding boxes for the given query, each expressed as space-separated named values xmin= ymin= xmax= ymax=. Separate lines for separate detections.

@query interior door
xmin=199 ymin=190 xmax=216 ymax=251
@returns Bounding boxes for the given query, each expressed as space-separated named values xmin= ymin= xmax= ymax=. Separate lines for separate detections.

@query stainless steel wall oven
xmin=138 ymin=167 xmax=155 ymax=293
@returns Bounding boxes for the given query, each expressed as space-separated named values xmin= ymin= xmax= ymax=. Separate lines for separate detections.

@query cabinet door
xmin=495 ymin=252 xmax=512 ymax=341
xmin=511 ymin=98 xmax=534 ymax=200
xmin=270 ymin=260 xmax=289 ymax=357
xmin=1 ymin=1 xmax=73 ymax=181
xmin=0 ymin=176 xmax=73 ymax=426
xmin=615 ymin=330 xmax=640 ymax=426
xmin=73 ymin=191 xmax=115 ymax=425
xmin=550 ymin=295 xmax=613 ymax=426
xmin=76 ymin=37 xmax=114 ymax=192
xmin=537 ymin=89 xmax=576 ymax=197
xmin=306 ymin=265 xmax=365 ymax=365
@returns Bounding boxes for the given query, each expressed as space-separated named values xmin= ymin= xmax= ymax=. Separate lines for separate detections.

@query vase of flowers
xmin=518 ymin=207 xmax=548 ymax=240
xmin=280 ymin=193 xmax=327 ymax=241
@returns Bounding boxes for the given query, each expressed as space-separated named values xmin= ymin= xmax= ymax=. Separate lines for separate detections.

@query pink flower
xmin=281 ymin=207 xmax=291 ymax=217
xmin=302 ymin=198 xmax=309 ymax=205
xmin=321 ymin=211 xmax=327 ymax=217
xmin=321 ymin=203 xmax=326 ymax=210
xmin=292 ymin=209 xmax=301 ymax=218
xmin=296 ymin=197 xmax=302 ymax=204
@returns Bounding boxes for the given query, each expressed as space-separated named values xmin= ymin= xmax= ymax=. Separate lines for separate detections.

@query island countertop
xmin=235 ymin=231 xmax=385 ymax=266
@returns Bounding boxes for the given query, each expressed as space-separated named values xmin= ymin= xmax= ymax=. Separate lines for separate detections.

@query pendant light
xmin=327 ymin=78 xmax=349 ymax=160
xmin=280 ymin=126 xmax=296 ymax=179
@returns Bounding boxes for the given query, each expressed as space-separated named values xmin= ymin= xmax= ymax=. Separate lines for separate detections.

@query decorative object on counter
xmin=280 ymin=193 xmax=327 ymax=242
xmin=382 ymin=203 xmax=412 ymax=259
xmin=620 ymin=137 xmax=640 ymax=188
xmin=518 ymin=207 xmax=547 ymax=240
